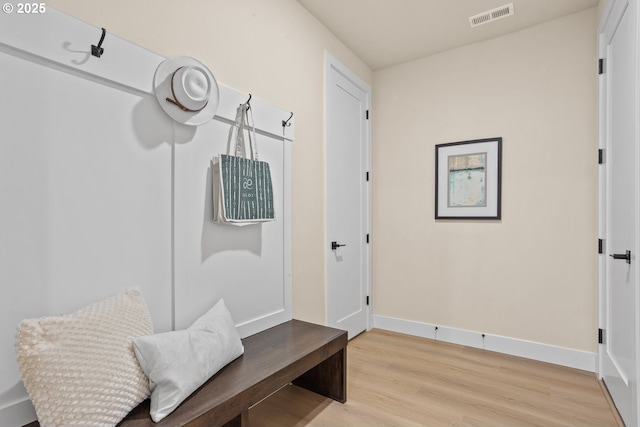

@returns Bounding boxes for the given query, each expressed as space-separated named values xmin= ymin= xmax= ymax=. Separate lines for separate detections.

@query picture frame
xmin=435 ymin=137 xmax=502 ymax=220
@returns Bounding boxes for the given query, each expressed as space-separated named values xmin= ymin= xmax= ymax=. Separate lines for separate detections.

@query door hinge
xmin=598 ymin=238 xmax=604 ymax=254
xmin=366 ymin=233 xmax=370 ymax=244
xmin=599 ymin=58 xmax=605 ymax=75
xmin=366 ymin=110 xmax=369 ymax=120
xmin=599 ymin=328 xmax=605 ymax=344
xmin=366 ymin=171 xmax=370 ymax=181
xmin=366 ymin=296 xmax=370 ymax=306
xmin=598 ymin=148 xmax=605 ymax=164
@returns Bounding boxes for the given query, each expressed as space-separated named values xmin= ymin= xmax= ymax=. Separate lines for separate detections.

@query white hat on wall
xmin=154 ymin=56 xmax=219 ymax=126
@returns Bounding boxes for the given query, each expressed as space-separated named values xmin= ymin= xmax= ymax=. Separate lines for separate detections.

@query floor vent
xmin=469 ymin=3 xmax=515 ymax=28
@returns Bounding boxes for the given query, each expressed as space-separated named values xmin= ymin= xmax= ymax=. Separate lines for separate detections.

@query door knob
xmin=331 ymin=241 xmax=346 ymax=250
xmin=609 ymin=250 xmax=631 ymax=264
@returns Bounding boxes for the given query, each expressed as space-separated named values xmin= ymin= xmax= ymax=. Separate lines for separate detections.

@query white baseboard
xmin=372 ymin=315 xmax=596 ymax=372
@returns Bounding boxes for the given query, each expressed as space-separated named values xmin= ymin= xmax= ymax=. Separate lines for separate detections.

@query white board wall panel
xmin=0 ymin=49 xmax=174 ymax=323
xmin=0 ymin=47 xmax=174 ymax=425
xmin=173 ymin=119 xmax=293 ymax=338
xmin=0 ymin=7 xmax=293 ymax=426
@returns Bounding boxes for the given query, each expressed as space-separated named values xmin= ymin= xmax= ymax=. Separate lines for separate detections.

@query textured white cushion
xmin=16 ymin=290 xmax=152 ymax=427
xmin=132 ymin=298 xmax=244 ymax=422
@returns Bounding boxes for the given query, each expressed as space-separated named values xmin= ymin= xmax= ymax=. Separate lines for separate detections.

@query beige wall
xmin=373 ymin=8 xmax=598 ymax=352
xmin=47 ymin=0 xmax=374 ymax=325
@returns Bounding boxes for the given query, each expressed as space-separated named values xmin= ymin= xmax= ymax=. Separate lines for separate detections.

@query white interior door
xmin=599 ymin=0 xmax=638 ymax=425
xmin=326 ymin=53 xmax=371 ymax=339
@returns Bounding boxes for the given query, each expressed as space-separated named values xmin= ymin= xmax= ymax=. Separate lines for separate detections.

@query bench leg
xmin=220 ymin=410 xmax=248 ymax=427
xmin=292 ymin=347 xmax=346 ymax=403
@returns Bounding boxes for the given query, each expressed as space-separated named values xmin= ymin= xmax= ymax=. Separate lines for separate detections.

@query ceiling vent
xmin=468 ymin=3 xmax=514 ymax=28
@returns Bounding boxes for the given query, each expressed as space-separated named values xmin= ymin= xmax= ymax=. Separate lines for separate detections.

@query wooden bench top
xmin=118 ymin=319 xmax=347 ymax=427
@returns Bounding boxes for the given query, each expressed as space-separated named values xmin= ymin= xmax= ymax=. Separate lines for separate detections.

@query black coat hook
xmin=244 ymin=94 xmax=252 ymax=110
xmin=282 ymin=112 xmax=293 ymax=128
xmin=91 ymin=27 xmax=106 ymax=58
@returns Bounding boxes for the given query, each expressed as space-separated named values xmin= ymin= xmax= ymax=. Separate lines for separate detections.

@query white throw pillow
xmin=16 ymin=290 xmax=153 ymax=427
xmin=132 ymin=298 xmax=244 ymax=422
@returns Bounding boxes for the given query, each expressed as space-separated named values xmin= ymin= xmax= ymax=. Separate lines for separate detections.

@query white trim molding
xmin=373 ymin=315 xmax=597 ymax=372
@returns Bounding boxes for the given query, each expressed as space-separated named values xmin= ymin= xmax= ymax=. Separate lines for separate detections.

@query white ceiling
xmin=297 ymin=0 xmax=599 ymax=70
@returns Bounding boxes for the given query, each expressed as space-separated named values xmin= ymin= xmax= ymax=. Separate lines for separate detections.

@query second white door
xmin=599 ymin=0 xmax=638 ymax=425
xmin=326 ymin=53 xmax=371 ymax=339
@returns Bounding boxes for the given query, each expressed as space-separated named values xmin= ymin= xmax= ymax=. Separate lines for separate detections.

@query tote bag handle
xmin=231 ymin=102 xmax=259 ymax=161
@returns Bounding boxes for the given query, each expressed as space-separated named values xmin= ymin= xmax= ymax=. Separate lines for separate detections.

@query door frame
xmin=324 ymin=51 xmax=372 ymax=335
xmin=597 ymin=0 xmax=640 ymax=423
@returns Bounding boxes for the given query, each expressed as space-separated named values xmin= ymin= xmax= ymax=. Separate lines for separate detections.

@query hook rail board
xmin=0 ymin=8 xmax=294 ymax=141
xmin=0 ymin=6 xmax=293 ymax=426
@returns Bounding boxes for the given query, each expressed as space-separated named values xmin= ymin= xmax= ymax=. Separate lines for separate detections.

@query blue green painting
xmin=448 ymin=152 xmax=487 ymax=207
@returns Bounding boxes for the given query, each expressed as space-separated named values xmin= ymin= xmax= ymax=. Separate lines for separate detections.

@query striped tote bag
xmin=213 ymin=102 xmax=275 ymax=225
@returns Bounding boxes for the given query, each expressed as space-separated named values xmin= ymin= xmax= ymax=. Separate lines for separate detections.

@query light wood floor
xmin=248 ymin=329 xmax=621 ymax=427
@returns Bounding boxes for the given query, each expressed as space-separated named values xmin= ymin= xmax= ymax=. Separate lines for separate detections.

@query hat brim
xmin=154 ymin=56 xmax=219 ymax=126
